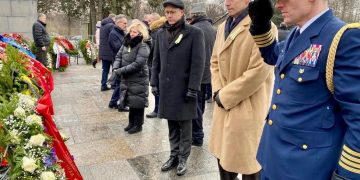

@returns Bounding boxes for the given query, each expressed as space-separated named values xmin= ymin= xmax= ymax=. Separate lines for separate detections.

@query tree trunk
xmin=68 ymin=16 xmax=71 ymax=37
xmin=98 ymin=0 xmax=103 ymax=19
xmin=90 ymin=0 xmax=97 ymax=36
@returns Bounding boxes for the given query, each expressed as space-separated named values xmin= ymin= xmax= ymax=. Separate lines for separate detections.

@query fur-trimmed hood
xmin=150 ymin=17 xmax=167 ymax=31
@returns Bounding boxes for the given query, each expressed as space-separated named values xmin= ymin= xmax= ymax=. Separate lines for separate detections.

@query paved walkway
xmin=52 ymin=58 xmax=220 ymax=180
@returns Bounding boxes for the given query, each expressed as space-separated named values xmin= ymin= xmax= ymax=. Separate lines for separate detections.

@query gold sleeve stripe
xmin=341 ymin=155 xmax=360 ymax=169
xmin=256 ymin=36 xmax=275 ymax=48
xmin=339 ymin=160 xmax=360 ymax=174
xmin=254 ymin=34 xmax=274 ymax=43
xmin=344 ymin=145 xmax=360 ymax=158
xmin=258 ymin=39 xmax=275 ymax=48
xmin=254 ymin=33 xmax=274 ymax=41
xmin=343 ymin=151 xmax=360 ymax=164
xmin=253 ymin=30 xmax=272 ymax=39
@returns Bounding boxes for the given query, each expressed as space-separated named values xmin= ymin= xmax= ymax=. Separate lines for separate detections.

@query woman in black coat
xmin=113 ymin=20 xmax=150 ymax=134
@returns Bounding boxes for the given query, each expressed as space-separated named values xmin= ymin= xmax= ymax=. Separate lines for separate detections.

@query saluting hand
xmin=248 ymin=0 xmax=274 ymax=35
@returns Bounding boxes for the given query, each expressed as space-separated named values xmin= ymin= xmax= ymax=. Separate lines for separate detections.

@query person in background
xmin=278 ymin=22 xmax=290 ymax=42
xmin=113 ymin=20 xmax=150 ymax=134
xmin=92 ymin=21 xmax=102 ymax=68
xmin=108 ymin=15 xmax=129 ymax=112
xmin=146 ymin=15 xmax=166 ymax=119
xmin=186 ymin=17 xmax=192 ymax=24
xmin=188 ymin=2 xmax=216 ymax=147
xmin=143 ymin=14 xmax=152 ymax=28
xmin=32 ymin=13 xmax=50 ymax=67
xmin=151 ymin=0 xmax=205 ymax=176
xmin=99 ymin=14 xmax=116 ymax=91
xmin=208 ymin=0 xmax=276 ymax=179
xmin=149 ymin=13 xmax=161 ymax=25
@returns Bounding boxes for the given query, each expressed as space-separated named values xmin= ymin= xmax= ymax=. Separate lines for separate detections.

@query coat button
xmin=280 ymin=74 xmax=285 ymax=79
xmin=276 ymin=89 xmax=281 ymax=95
xmin=268 ymin=120 xmax=273 ymax=126
xmin=272 ymin=104 xmax=277 ymax=110
xmin=302 ymin=144 xmax=308 ymax=150
xmin=298 ymin=77 xmax=303 ymax=82
xmin=299 ymin=69 xmax=305 ymax=74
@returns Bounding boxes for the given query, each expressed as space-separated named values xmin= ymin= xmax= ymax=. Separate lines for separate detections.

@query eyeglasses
xmin=165 ymin=10 xmax=181 ymax=15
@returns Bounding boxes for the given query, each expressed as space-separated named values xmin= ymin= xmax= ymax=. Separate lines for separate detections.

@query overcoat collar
xmin=220 ymin=15 xmax=251 ymax=54
xmin=166 ymin=24 xmax=191 ymax=50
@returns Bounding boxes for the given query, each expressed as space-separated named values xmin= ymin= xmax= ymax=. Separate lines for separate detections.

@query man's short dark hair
xmin=38 ymin=13 xmax=46 ymax=19
xmin=115 ymin=14 xmax=127 ymax=23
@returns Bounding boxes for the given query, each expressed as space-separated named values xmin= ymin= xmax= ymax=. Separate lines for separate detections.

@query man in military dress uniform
xmin=248 ymin=0 xmax=360 ymax=179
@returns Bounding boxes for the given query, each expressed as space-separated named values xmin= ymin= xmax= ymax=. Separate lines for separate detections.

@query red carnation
xmin=1 ymin=159 xmax=8 ymax=167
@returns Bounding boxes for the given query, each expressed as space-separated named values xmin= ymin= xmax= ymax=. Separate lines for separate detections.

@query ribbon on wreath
xmin=36 ymin=101 xmax=83 ymax=180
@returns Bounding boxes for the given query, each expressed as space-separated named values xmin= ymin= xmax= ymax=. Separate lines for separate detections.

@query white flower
xmin=21 ymin=157 xmax=37 ymax=173
xmin=28 ymin=134 xmax=46 ymax=146
xmin=47 ymin=53 xmax=53 ymax=68
xmin=18 ymin=93 xmax=36 ymax=112
xmin=9 ymin=130 xmax=20 ymax=144
xmin=40 ymin=171 xmax=56 ymax=180
xmin=60 ymin=132 xmax=69 ymax=142
xmin=87 ymin=48 xmax=92 ymax=58
xmin=14 ymin=106 xmax=26 ymax=119
xmin=25 ymin=114 xmax=43 ymax=126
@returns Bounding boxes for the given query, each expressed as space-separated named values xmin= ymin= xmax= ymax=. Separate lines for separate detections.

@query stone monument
xmin=0 ymin=0 xmax=37 ymax=39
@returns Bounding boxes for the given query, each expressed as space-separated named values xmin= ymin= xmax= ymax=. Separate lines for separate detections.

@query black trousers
xmin=167 ymin=120 xmax=192 ymax=162
xmin=129 ymin=108 xmax=144 ymax=127
xmin=36 ymin=49 xmax=48 ymax=66
xmin=192 ymin=84 xmax=206 ymax=144
xmin=217 ymin=159 xmax=260 ymax=180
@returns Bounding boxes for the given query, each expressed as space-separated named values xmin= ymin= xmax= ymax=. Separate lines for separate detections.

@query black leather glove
xmin=185 ymin=88 xmax=197 ymax=102
xmin=213 ymin=90 xmax=220 ymax=101
xmin=214 ymin=90 xmax=224 ymax=109
xmin=114 ymin=69 xmax=122 ymax=77
xmin=248 ymin=0 xmax=274 ymax=35
xmin=151 ymin=86 xmax=159 ymax=96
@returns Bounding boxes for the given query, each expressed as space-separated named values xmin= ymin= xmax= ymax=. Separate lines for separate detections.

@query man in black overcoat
xmin=150 ymin=0 xmax=205 ymax=176
xmin=189 ymin=2 xmax=216 ymax=147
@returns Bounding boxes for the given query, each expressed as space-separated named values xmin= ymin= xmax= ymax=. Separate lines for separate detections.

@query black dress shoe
xmin=108 ymin=102 xmax=117 ymax=109
xmin=176 ymin=161 xmax=187 ymax=176
xmin=118 ymin=106 xmax=129 ymax=112
xmin=101 ymin=86 xmax=110 ymax=91
xmin=128 ymin=126 xmax=142 ymax=134
xmin=191 ymin=141 xmax=203 ymax=147
xmin=161 ymin=157 xmax=178 ymax=171
xmin=124 ymin=124 xmax=133 ymax=131
xmin=146 ymin=111 xmax=157 ymax=118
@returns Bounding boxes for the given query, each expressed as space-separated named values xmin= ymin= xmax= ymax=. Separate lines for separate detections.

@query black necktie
xmin=293 ymin=29 xmax=300 ymax=40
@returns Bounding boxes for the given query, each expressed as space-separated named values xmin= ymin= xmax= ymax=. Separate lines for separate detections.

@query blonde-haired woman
xmin=113 ymin=19 xmax=150 ymax=134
